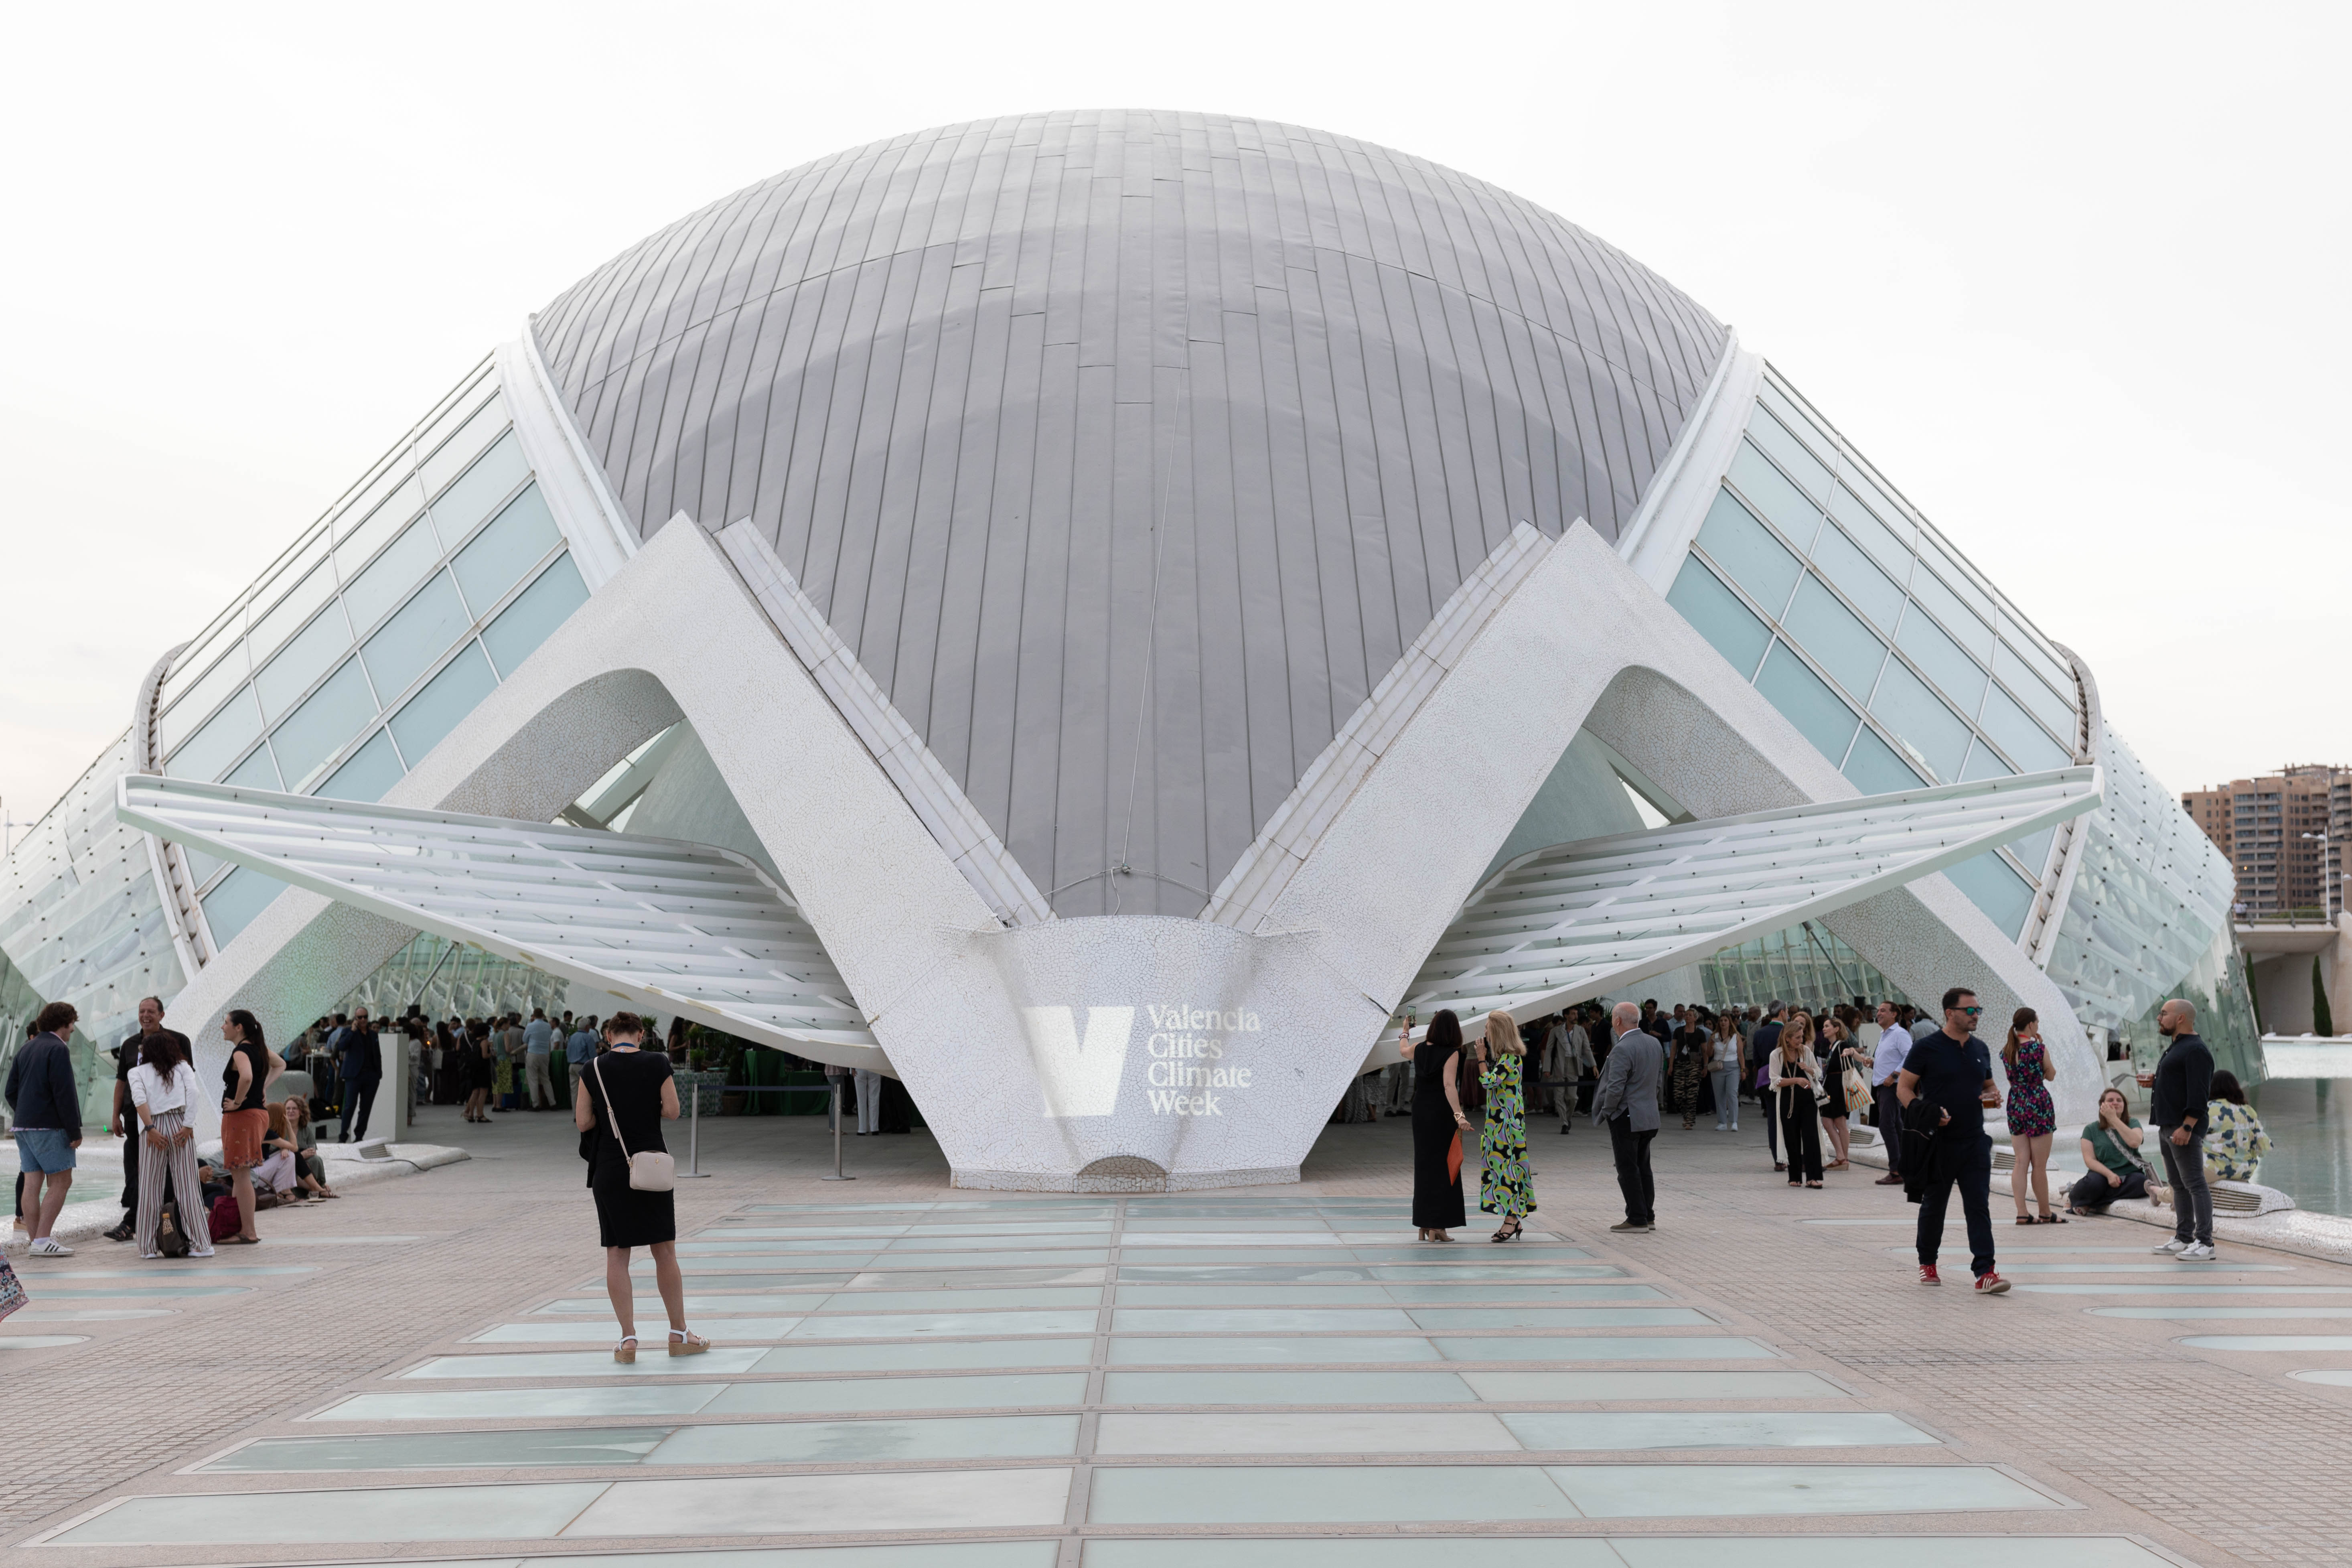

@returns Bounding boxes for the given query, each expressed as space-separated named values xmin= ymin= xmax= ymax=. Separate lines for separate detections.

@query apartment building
xmin=2184 ymin=765 xmax=2352 ymax=917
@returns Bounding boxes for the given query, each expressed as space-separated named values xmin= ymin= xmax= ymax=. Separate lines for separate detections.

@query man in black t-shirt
xmin=1897 ymin=986 xmax=2007 ymax=1294
xmin=105 ymin=997 xmax=190 ymax=1244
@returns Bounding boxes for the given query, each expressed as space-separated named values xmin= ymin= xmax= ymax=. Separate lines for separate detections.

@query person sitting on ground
xmin=2069 ymin=1087 xmax=2152 ymax=1214
xmin=2202 ymin=1071 xmax=2271 ymax=1183
xmin=269 ymin=1098 xmax=337 ymax=1200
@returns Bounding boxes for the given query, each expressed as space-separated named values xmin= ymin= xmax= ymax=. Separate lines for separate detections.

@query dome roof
xmin=534 ymin=110 xmax=1728 ymax=915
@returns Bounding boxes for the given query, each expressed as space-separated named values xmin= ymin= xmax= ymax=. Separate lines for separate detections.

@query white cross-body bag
xmin=591 ymin=1055 xmax=677 ymax=1193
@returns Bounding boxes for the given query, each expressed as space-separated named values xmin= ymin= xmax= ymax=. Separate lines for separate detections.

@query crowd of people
xmin=1381 ymin=984 xmax=2267 ymax=1289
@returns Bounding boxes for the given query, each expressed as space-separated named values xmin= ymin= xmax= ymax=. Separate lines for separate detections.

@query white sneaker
xmin=28 ymin=1237 xmax=72 ymax=1257
xmin=2151 ymin=1238 xmax=2188 ymax=1254
xmin=2178 ymin=1242 xmax=2217 ymax=1261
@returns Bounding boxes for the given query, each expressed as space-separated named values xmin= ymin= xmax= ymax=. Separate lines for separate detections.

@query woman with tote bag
xmin=575 ymin=1012 xmax=707 ymax=1363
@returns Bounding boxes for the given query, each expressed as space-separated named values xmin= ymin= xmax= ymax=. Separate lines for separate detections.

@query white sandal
xmin=668 ymin=1329 xmax=710 ymax=1357
xmin=613 ymin=1335 xmax=638 ymax=1364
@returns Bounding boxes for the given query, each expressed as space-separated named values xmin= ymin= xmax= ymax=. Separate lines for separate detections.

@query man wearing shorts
xmin=4 ymin=1002 xmax=84 ymax=1256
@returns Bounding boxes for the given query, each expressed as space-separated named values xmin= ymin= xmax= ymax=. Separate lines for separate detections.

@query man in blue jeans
xmin=1898 ymin=986 xmax=2009 ymax=1295
xmin=4 ymin=1002 xmax=83 ymax=1256
xmin=2141 ymin=998 xmax=2216 ymax=1261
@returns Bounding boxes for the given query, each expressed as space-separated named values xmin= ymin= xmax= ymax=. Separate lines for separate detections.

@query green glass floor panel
xmin=752 ymin=1339 xmax=1093 ymax=1373
xmin=1407 ymin=1308 xmax=1712 ymax=1329
xmin=647 ymin=1414 xmax=1078 ymax=1464
xmin=1113 ymin=1264 xmax=1615 ymax=1284
xmin=847 ymin=1250 xmax=1113 ymax=1269
xmin=811 ymin=1288 xmax=1103 ymax=1312
xmin=746 ymin=1201 xmax=1111 ymax=1214
xmin=658 ymin=1260 xmax=880 ymax=1277
xmin=311 ymin=1386 xmax=726 ymax=1421
xmin=1087 ymin=1463 xmax=1577 ymax=1523
xmin=1434 ymin=1337 xmax=1774 ymax=1361
xmin=702 ymin=1373 xmax=1089 ymax=1414
xmin=1377 ymin=1284 xmax=1660 ymax=1302
xmin=1549 ymin=1463 xmax=2054 ymax=1517
xmin=53 ymin=1482 xmax=611 ymax=1544
xmin=1120 ymin=1219 xmax=1340 ymax=1233
xmin=1112 ymin=1285 xmax=1396 ymax=1305
xmin=567 ymin=1468 xmax=1073 ymax=1536
xmin=1369 ymin=1264 xmax=1614 ymax=1280
xmin=1109 ymin=1308 xmax=1418 ymax=1333
xmin=400 ymin=1349 xmax=769 ymax=1379
xmin=472 ymin=1319 xmax=804 ymax=1344
xmin=1107 ymin=1336 xmax=1444 ymax=1365
xmin=1500 ymin=1412 xmax=1934 ymax=1449
xmin=710 ymin=1222 xmax=1110 ymax=1239
xmin=536 ymin=1295 xmax=833 ymax=1315
xmin=2015 ymin=1284 xmax=2352 ymax=1294
xmin=2180 ymin=1334 xmax=2352 ymax=1349
xmin=1461 ymin=1370 xmax=1847 ymax=1400
xmin=835 ymin=1268 xmax=1107 ymax=1291
xmin=498 ymin=1544 xmax=1064 ymax=1568
xmin=202 ymin=1428 xmax=669 ymax=1471
xmin=786 ymin=1310 xmax=1100 ymax=1339
xmin=678 ymin=1239 xmax=905 ymax=1254
xmin=881 ymin=1236 xmax=1118 ymax=1253
xmin=1609 ymin=1539 xmax=2169 ymax=1568
xmin=1094 ymin=1410 xmax=1512 ymax=1454
xmin=1082 ymin=1540 xmax=2165 ymax=1568
xmin=1083 ymin=1541 xmax=1621 ymax=1568
xmin=1101 ymin=1371 xmax=1476 ymax=1404
xmin=2093 ymin=1306 xmax=2352 ymax=1318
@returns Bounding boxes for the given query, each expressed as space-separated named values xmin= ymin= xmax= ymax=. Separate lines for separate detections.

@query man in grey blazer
xmin=1592 ymin=1000 xmax=1664 ymax=1232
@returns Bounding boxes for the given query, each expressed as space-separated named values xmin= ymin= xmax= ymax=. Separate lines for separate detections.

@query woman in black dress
xmin=574 ymin=1011 xmax=707 ymax=1362
xmin=1400 ymin=1009 xmax=1472 ymax=1241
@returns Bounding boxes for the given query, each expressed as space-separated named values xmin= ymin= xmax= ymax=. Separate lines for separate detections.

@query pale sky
xmin=2 ymin=0 xmax=2343 ymax=834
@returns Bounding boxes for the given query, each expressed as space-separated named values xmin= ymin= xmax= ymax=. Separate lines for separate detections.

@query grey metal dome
xmin=533 ymin=109 xmax=1729 ymax=915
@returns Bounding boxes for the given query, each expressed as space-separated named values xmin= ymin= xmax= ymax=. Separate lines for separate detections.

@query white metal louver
xmin=116 ymin=775 xmax=885 ymax=1069
xmin=1405 ymin=766 xmax=2103 ymax=1026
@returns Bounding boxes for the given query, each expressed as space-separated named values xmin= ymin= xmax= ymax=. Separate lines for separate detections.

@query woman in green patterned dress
xmin=1477 ymin=1010 xmax=1535 ymax=1240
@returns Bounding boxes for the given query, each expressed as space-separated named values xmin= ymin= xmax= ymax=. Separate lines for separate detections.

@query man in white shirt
xmin=1871 ymin=1000 xmax=1913 ymax=1185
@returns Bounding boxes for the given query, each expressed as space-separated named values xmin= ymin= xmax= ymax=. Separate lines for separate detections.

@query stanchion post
xmin=679 ymin=1080 xmax=710 ymax=1178
xmin=821 ymin=1079 xmax=856 ymax=1181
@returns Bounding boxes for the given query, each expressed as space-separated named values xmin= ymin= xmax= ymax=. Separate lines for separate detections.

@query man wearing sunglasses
xmin=1897 ymin=987 xmax=2009 ymax=1295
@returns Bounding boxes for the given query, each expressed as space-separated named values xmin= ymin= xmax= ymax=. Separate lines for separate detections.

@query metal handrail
xmin=675 ymin=1081 xmax=855 ymax=1181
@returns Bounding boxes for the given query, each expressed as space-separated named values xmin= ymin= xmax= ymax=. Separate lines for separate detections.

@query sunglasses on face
xmin=1955 ymin=1006 xmax=1981 ymax=1016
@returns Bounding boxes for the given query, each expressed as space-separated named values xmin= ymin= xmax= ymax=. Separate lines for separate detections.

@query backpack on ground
xmin=209 ymin=1194 xmax=241 ymax=1243
xmin=155 ymin=1200 xmax=191 ymax=1258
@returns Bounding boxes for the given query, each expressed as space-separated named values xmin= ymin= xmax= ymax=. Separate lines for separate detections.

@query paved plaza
xmin=7 ymin=1103 xmax=2352 ymax=1566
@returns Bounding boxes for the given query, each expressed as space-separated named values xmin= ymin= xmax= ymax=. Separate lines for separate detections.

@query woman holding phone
xmin=1401 ymin=1010 xmax=1470 ymax=1242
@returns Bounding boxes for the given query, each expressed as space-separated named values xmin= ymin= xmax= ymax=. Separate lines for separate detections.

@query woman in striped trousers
xmin=128 ymin=1031 xmax=214 ymax=1259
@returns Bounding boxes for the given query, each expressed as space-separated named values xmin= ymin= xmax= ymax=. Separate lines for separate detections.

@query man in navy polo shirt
xmin=1897 ymin=986 xmax=2010 ymax=1295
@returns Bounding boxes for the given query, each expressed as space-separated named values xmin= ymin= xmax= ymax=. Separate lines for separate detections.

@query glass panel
xmin=483 ymin=554 xmax=590 ymax=676
xmin=1944 ymin=850 xmax=2034 ymax=939
xmin=165 ymin=686 xmax=263 ymax=781
xmin=224 ymin=743 xmax=282 ymax=791
xmin=1694 ymin=489 xmax=1800 ymax=617
xmin=453 ymin=485 xmax=562 ymax=613
xmin=155 ymin=644 xmax=251 ymax=758
xmin=1742 ymin=408 xmax=1833 ymax=501
xmin=1867 ymin=659 xmax=1970 ymax=783
xmin=1919 ymin=534 xmax=1997 ymax=630
xmin=1780 ymin=574 xmax=1886 ymax=700
xmin=247 ymin=558 xmax=340 ymax=671
xmin=412 ymin=373 xmax=501 ymax=472
xmin=1666 ymin=558 xmax=1770 ymax=679
xmin=1833 ymin=460 xmax=1912 ymax=546
xmin=1756 ymin=382 xmax=1833 ymax=464
xmin=1906 ymin=561 xmax=1995 ymax=659
xmin=270 ymin=657 xmax=378 ymax=790
xmin=1725 ymin=444 xmax=1823 ymax=553
xmin=429 ymin=430 xmax=530 ymax=546
xmin=1895 ymin=605 xmax=1988 ymax=715
xmin=337 ymin=474 xmax=424 ymax=569
xmin=1827 ymin=481 xmax=1913 ymax=583
xmin=420 ymin=395 xmax=509 ymax=497
xmin=254 ymin=602 xmax=355 ymax=722
xmin=1805 ymin=519 xmax=1905 ymax=632
xmin=1754 ymin=642 xmax=1859 ymax=764
xmin=362 ymin=572 xmax=471 ymax=704
xmin=318 ymin=730 xmax=405 ymax=803
xmin=1993 ymin=643 xmax=2076 ymax=736
xmin=330 ymin=458 xmax=422 ymax=547
xmin=201 ymin=866 xmax=286 ymax=948
xmin=1843 ymin=725 xmax=1923 ymax=796
xmin=1958 ymin=738 xmax=2013 ymax=782
xmin=2005 ymin=623 xmax=2077 ymax=702
xmin=389 ymin=642 xmax=498 ymax=764
xmin=343 ymin=517 xmax=444 ymax=635
xmin=1978 ymin=680 xmax=2072 ymax=772
xmin=2007 ymin=824 xmax=2058 ymax=881
xmin=162 ymin=609 xmax=248 ymax=708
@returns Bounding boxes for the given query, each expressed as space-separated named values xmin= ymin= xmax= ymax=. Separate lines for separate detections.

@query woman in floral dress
xmin=2003 ymin=1007 xmax=2061 ymax=1223
xmin=1477 ymin=1010 xmax=1535 ymax=1240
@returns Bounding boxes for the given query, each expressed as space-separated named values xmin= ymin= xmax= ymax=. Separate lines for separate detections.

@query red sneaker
xmin=1974 ymin=1271 xmax=2011 ymax=1295
xmin=1918 ymin=1264 xmax=1941 ymax=1286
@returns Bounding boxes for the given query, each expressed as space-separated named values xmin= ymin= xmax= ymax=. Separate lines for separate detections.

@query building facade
xmin=5 ymin=112 xmax=2257 ymax=1177
xmin=2184 ymin=765 xmax=2350 ymax=919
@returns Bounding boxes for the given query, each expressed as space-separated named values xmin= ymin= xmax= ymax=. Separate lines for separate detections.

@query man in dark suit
xmin=1592 ymin=1001 xmax=1664 ymax=1233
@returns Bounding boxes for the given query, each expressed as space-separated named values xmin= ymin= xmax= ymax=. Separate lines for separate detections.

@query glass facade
xmin=1665 ymin=367 xmax=2086 ymax=940
xmin=2050 ymin=719 xmax=2262 ymax=1081
xmin=1698 ymin=924 xmax=1909 ymax=1014
xmin=332 ymin=933 xmax=570 ymax=1026
xmin=145 ymin=360 xmax=590 ymax=946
